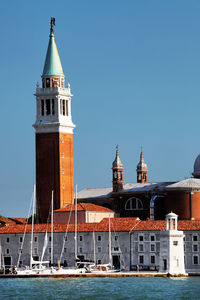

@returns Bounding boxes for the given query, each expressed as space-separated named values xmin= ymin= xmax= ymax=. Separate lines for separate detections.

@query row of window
xmin=184 ymin=244 xmax=199 ymax=252
xmin=138 ymin=235 xmax=156 ymax=242
xmin=138 ymin=243 xmax=156 ymax=252
xmin=184 ymin=235 xmax=199 ymax=242
xmin=41 ymin=99 xmax=55 ymax=116
xmin=139 ymin=254 xmax=156 ymax=265
xmin=5 ymin=234 xmax=119 ymax=244
xmin=40 ymin=99 xmax=69 ymax=116
xmin=138 ymin=255 xmax=200 ymax=265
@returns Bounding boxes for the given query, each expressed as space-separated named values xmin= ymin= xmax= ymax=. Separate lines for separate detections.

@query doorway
xmin=4 ymin=256 xmax=11 ymax=268
xmin=112 ymin=255 xmax=120 ymax=269
xmin=163 ymin=259 xmax=167 ymax=271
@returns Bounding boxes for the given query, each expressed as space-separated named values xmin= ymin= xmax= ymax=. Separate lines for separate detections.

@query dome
xmin=166 ymin=212 xmax=178 ymax=219
xmin=136 ymin=152 xmax=148 ymax=171
xmin=193 ymin=154 xmax=200 ymax=178
xmin=112 ymin=148 xmax=123 ymax=169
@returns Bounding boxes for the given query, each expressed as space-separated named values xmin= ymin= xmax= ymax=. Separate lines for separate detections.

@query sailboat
xmin=17 ymin=186 xmax=51 ymax=275
xmin=55 ymin=185 xmax=87 ymax=274
xmin=89 ymin=217 xmax=121 ymax=273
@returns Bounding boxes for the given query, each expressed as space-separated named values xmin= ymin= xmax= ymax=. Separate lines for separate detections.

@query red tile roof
xmin=54 ymin=203 xmax=113 ymax=213
xmin=1 ymin=218 xmax=200 ymax=234
xmin=0 ymin=217 xmax=27 ymax=226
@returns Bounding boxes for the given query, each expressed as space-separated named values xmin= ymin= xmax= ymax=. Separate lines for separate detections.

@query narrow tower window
xmin=66 ymin=100 xmax=68 ymax=116
xmin=46 ymin=78 xmax=50 ymax=88
xmin=60 ymin=99 xmax=63 ymax=115
xmin=41 ymin=100 xmax=44 ymax=116
xmin=46 ymin=99 xmax=50 ymax=115
xmin=52 ymin=99 xmax=55 ymax=115
xmin=62 ymin=100 xmax=65 ymax=115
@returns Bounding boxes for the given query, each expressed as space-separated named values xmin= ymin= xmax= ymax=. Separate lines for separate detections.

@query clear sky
xmin=1 ymin=0 xmax=200 ymax=217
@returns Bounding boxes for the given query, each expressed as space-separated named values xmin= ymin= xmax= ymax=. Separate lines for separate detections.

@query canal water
xmin=0 ymin=276 xmax=199 ymax=299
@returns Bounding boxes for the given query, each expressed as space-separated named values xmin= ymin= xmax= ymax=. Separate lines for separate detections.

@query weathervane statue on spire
xmin=50 ymin=17 xmax=56 ymax=34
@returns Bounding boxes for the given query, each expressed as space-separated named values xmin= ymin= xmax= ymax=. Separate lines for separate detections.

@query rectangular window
xmin=34 ymin=236 xmax=38 ymax=243
xmin=139 ymin=244 xmax=144 ymax=252
xmin=79 ymin=247 xmax=82 ymax=253
xmin=64 ymin=248 xmax=67 ymax=253
xmin=114 ymin=236 xmax=118 ymax=241
xmin=6 ymin=249 xmax=10 ymax=254
xmin=79 ymin=236 xmax=83 ymax=242
xmin=150 ymin=235 xmax=155 ymax=241
xmin=60 ymin=99 xmax=63 ymax=115
xmin=139 ymin=255 xmax=144 ymax=264
xmin=98 ymin=247 xmax=101 ymax=253
xmin=114 ymin=247 xmax=119 ymax=251
xmin=66 ymin=100 xmax=68 ymax=116
xmin=193 ymin=256 xmax=198 ymax=265
xmin=41 ymin=100 xmax=44 ymax=116
xmin=19 ymin=237 xmax=23 ymax=243
xmin=97 ymin=236 xmax=101 ymax=242
xmin=193 ymin=235 xmax=198 ymax=242
xmin=62 ymin=153 xmax=64 ymax=158
xmin=46 ymin=78 xmax=50 ymax=88
xmin=173 ymin=241 xmax=178 ymax=246
xmin=49 ymin=248 xmax=51 ymax=254
xmin=62 ymin=184 xmax=65 ymax=189
xmin=6 ymin=237 xmax=10 ymax=243
xmin=46 ymin=99 xmax=50 ymax=115
xmin=52 ymin=99 xmax=55 ymax=115
xmin=49 ymin=236 xmax=51 ymax=242
xmin=62 ymin=100 xmax=65 ymax=115
xmin=150 ymin=244 xmax=155 ymax=252
xmin=97 ymin=260 xmax=101 ymax=265
xmin=62 ymin=169 xmax=64 ymax=174
xmin=139 ymin=235 xmax=143 ymax=242
xmin=150 ymin=255 xmax=155 ymax=264
xmin=193 ymin=244 xmax=198 ymax=252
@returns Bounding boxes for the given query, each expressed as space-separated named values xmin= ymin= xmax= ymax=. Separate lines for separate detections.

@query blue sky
xmin=1 ymin=0 xmax=200 ymax=217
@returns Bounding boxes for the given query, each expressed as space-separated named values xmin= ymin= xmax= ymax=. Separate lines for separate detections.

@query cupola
xmin=112 ymin=146 xmax=123 ymax=192
xmin=136 ymin=151 xmax=148 ymax=183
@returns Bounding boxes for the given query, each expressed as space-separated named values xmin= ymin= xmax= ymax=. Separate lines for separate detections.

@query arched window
xmin=125 ymin=197 xmax=143 ymax=210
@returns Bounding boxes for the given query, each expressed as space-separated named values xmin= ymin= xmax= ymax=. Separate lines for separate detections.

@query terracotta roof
xmin=0 ymin=217 xmax=18 ymax=225
xmin=130 ymin=219 xmax=200 ymax=231
xmin=0 ymin=217 xmax=140 ymax=234
xmin=0 ymin=217 xmax=27 ymax=226
xmin=54 ymin=203 xmax=113 ymax=213
xmin=1 ymin=218 xmax=200 ymax=234
xmin=8 ymin=218 xmax=27 ymax=224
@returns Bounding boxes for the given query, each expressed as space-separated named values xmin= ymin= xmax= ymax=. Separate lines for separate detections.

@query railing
xmin=36 ymin=87 xmax=71 ymax=96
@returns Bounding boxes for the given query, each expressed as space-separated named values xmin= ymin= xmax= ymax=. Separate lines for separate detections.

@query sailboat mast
xmin=93 ymin=230 xmax=96 ymax=266
xmin=51 ymin=191 xmax=54 ymax=266
xmin=109 ymin=216 xmax=112 ymax=267
xmin=75 ymin=185 xmax=77 ymax=262
xmin=30 ymin=185 xmax=35 ymax=269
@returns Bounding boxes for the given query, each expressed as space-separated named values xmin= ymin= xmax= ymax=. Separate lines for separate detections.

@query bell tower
xmin=112 ymin=146 xmax=123 ymax=192
xmin=136 ymin=150 xmax=148 ymax=183
xmin=33 ymin=18 xmax=75 ymax=223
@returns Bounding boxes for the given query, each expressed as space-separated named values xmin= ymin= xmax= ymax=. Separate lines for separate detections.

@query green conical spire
xmin=42 ymin=19 xmax=64 ymax=76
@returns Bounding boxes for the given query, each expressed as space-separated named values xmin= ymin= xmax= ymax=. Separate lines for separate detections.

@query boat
xmin=88 ymin=217 xmax=121 ymax=274
xmin=17 ymin=185 xmax=87 ymax=276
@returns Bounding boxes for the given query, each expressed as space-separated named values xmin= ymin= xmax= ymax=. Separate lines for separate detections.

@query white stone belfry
xmin=159 ymin=212 xmax=186 ymax=275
